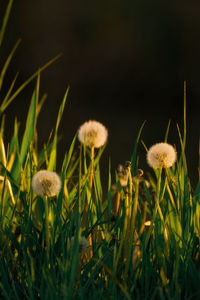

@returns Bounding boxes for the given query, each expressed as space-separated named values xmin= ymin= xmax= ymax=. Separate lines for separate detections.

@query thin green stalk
xmin=79 ymin=144 xmax=82 ymax=215
xmin=0 ymin=0 xmax=13 ymax=47
xmin=89 ymin=146 xmax=94 ymax=189
xmin=44 ymin=196 xmax=50 ymax=259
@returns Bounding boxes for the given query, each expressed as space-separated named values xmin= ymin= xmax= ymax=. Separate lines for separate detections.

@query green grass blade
xmin=131 ymin=120 xmax=146 ymax=175
xmin=54 ymin=135 xmax=77 ymax=229
xmin=0 ymin=0 xmax=13 ymax=47
xmin=55 ymin=86 xmax=70 ymax=132
xmin=164 ymin=120 xmax=171 ymax=142
xmin=61 ymin=134 xmax=77 ymax=174
xmin=0 ymin=39 xmax=21 ymax=91
xmin=177 ymin=124 xmax=188 ymax=175
xmin=0 ymin=53 xmax=62 ymax=113
xmin=198 ymin=138 xmax=200 ymax=181
xmin=20 ymin=80 xmax=38 ymax=168
xmin=10 ymin=118 xmax=21 ymax=180
xmin=1 ymin=73 xmax=19 ymax=110
xmin=183 ymin=80 xmax=187 ymax=150
xmin=107 ymin=158 xmax=112 ymax=229
xmin=46 ymin=123 xmax=58 ymax=171
xmin=48 ymin=86 xmax=70 ymax=171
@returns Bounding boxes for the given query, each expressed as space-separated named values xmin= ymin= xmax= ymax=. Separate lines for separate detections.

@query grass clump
xmin=0 ymin=1 xmax=200 ymax=299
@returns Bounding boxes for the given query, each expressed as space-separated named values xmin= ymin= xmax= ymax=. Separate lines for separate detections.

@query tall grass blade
xmin=131 ymin=120 xmax=146 ymax=175
xmin=0 ymin=0 xmax=13 ymax=47
xmin=0 ymin=39 xmax=21 ymax=91
xmin=0 ymin=54 xmax=62 ymax=113
xmin=20 ymin=77 xmax=38 ymax=168
xmin=48 ymin=86 xmax=70 ymax=171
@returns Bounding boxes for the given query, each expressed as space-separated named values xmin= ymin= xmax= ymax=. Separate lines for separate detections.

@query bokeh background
xmin=1 ymin=0 xmax=200 ymax=186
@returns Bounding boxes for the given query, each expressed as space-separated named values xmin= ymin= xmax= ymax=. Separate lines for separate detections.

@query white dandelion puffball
xmin=147 ymin=142 xmax=177 ymax=169
xmin=78 ymin=120 xmax=108 ymax=148
xmin=31 ymin=170 xmax=61 ymax=197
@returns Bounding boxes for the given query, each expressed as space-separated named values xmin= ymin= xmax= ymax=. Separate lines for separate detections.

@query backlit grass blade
xmin=131 ymin=120 xmax=146 ymax=176
xmin=0 ymin=162 xmax=19 ymax=195
xmin=107 ymin=158 xmax=112 ymax=229
xmin=164 ymin=120 xmax=171 ymax=142
xmin=9 ymin=119 xmax=21 ymax=179
xmin=48 ymin=86 xmax=70 ymax=171
xmin=61 ymin=134 xmax=77 ymax=175
xmin=177 ymin=124 xmax=188 ymax=175
xmin=54 ymin=135 xmax=77 ymax=229
xmin=20 ymin=79 xmax=38 ymax=168
xmin=199 ymin=138 xmax=200 ymax=181
xmin=0 ymin=39 xmax=21 ymax=91
xmin=183 ymin=81 xmax=187 ymax=150
xmin=36 ymin=93 xmax=47 ymax=119
xmin=0 ymin=53 xmax=62 ymax=113
xmin=0 ymin=74 xmax=19 ymax=114
xmin=55 ymin=86 xmax=70 ymax=132
xmin=0 ymin=0 xmax=13 ymax=47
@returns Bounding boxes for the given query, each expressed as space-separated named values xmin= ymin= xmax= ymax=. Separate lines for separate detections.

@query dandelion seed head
xmin=117 ymin=164 xmax=129 ymax=187
xmin=78 ymin=120 xmax=108 ymax=148
xmin=147 ymin=142 xmax=177 ymax=169
xmin=31 ymin=170 xmax=61 ymax=197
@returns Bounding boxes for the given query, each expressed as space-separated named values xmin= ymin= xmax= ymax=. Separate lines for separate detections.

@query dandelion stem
xmin=79 ymin=144 xmax=82 ymax=215
xmin=89 ymin=146 xmax=94 ymax=189
xmin=44 ymin=196 xmax=50 ymax=259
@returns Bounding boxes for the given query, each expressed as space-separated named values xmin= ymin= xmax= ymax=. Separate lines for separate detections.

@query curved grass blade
xmin=131 ymin=120 xmax=146 ymax=176
xmin=20 ymin=77 xmax=38 ymax=168
xmin=0 ymin=53 xmax=62 ymax=114
xmin=0 ymin=0 xmax=13 ymax=47
xmin=0 ymin=39 xmax=21 ymax=91
xmin=48 ymin=86 xmax=70 ymax=171
xmin=164 ymin=120 xmax=171 ymax=142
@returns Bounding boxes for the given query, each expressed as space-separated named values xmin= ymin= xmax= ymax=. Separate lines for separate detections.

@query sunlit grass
xmin=0 ymin=1 xmax=200 ymax=299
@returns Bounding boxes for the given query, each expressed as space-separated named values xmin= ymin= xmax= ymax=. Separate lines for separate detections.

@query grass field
xmin=0 ymin=1 xmax=200 ymax=299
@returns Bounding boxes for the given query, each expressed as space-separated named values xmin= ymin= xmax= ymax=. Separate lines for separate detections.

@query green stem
xmin=89 ymin=146 xmax=94 ymax=189
xmin=44 ymin=196 xmax=50 ymax=258
xmin=79 ymin=144 xmax=82 ymax=215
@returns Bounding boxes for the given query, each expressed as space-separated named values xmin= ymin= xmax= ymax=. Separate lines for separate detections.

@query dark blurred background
xmin=1 ymin=0 xmax=200 ymax=186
